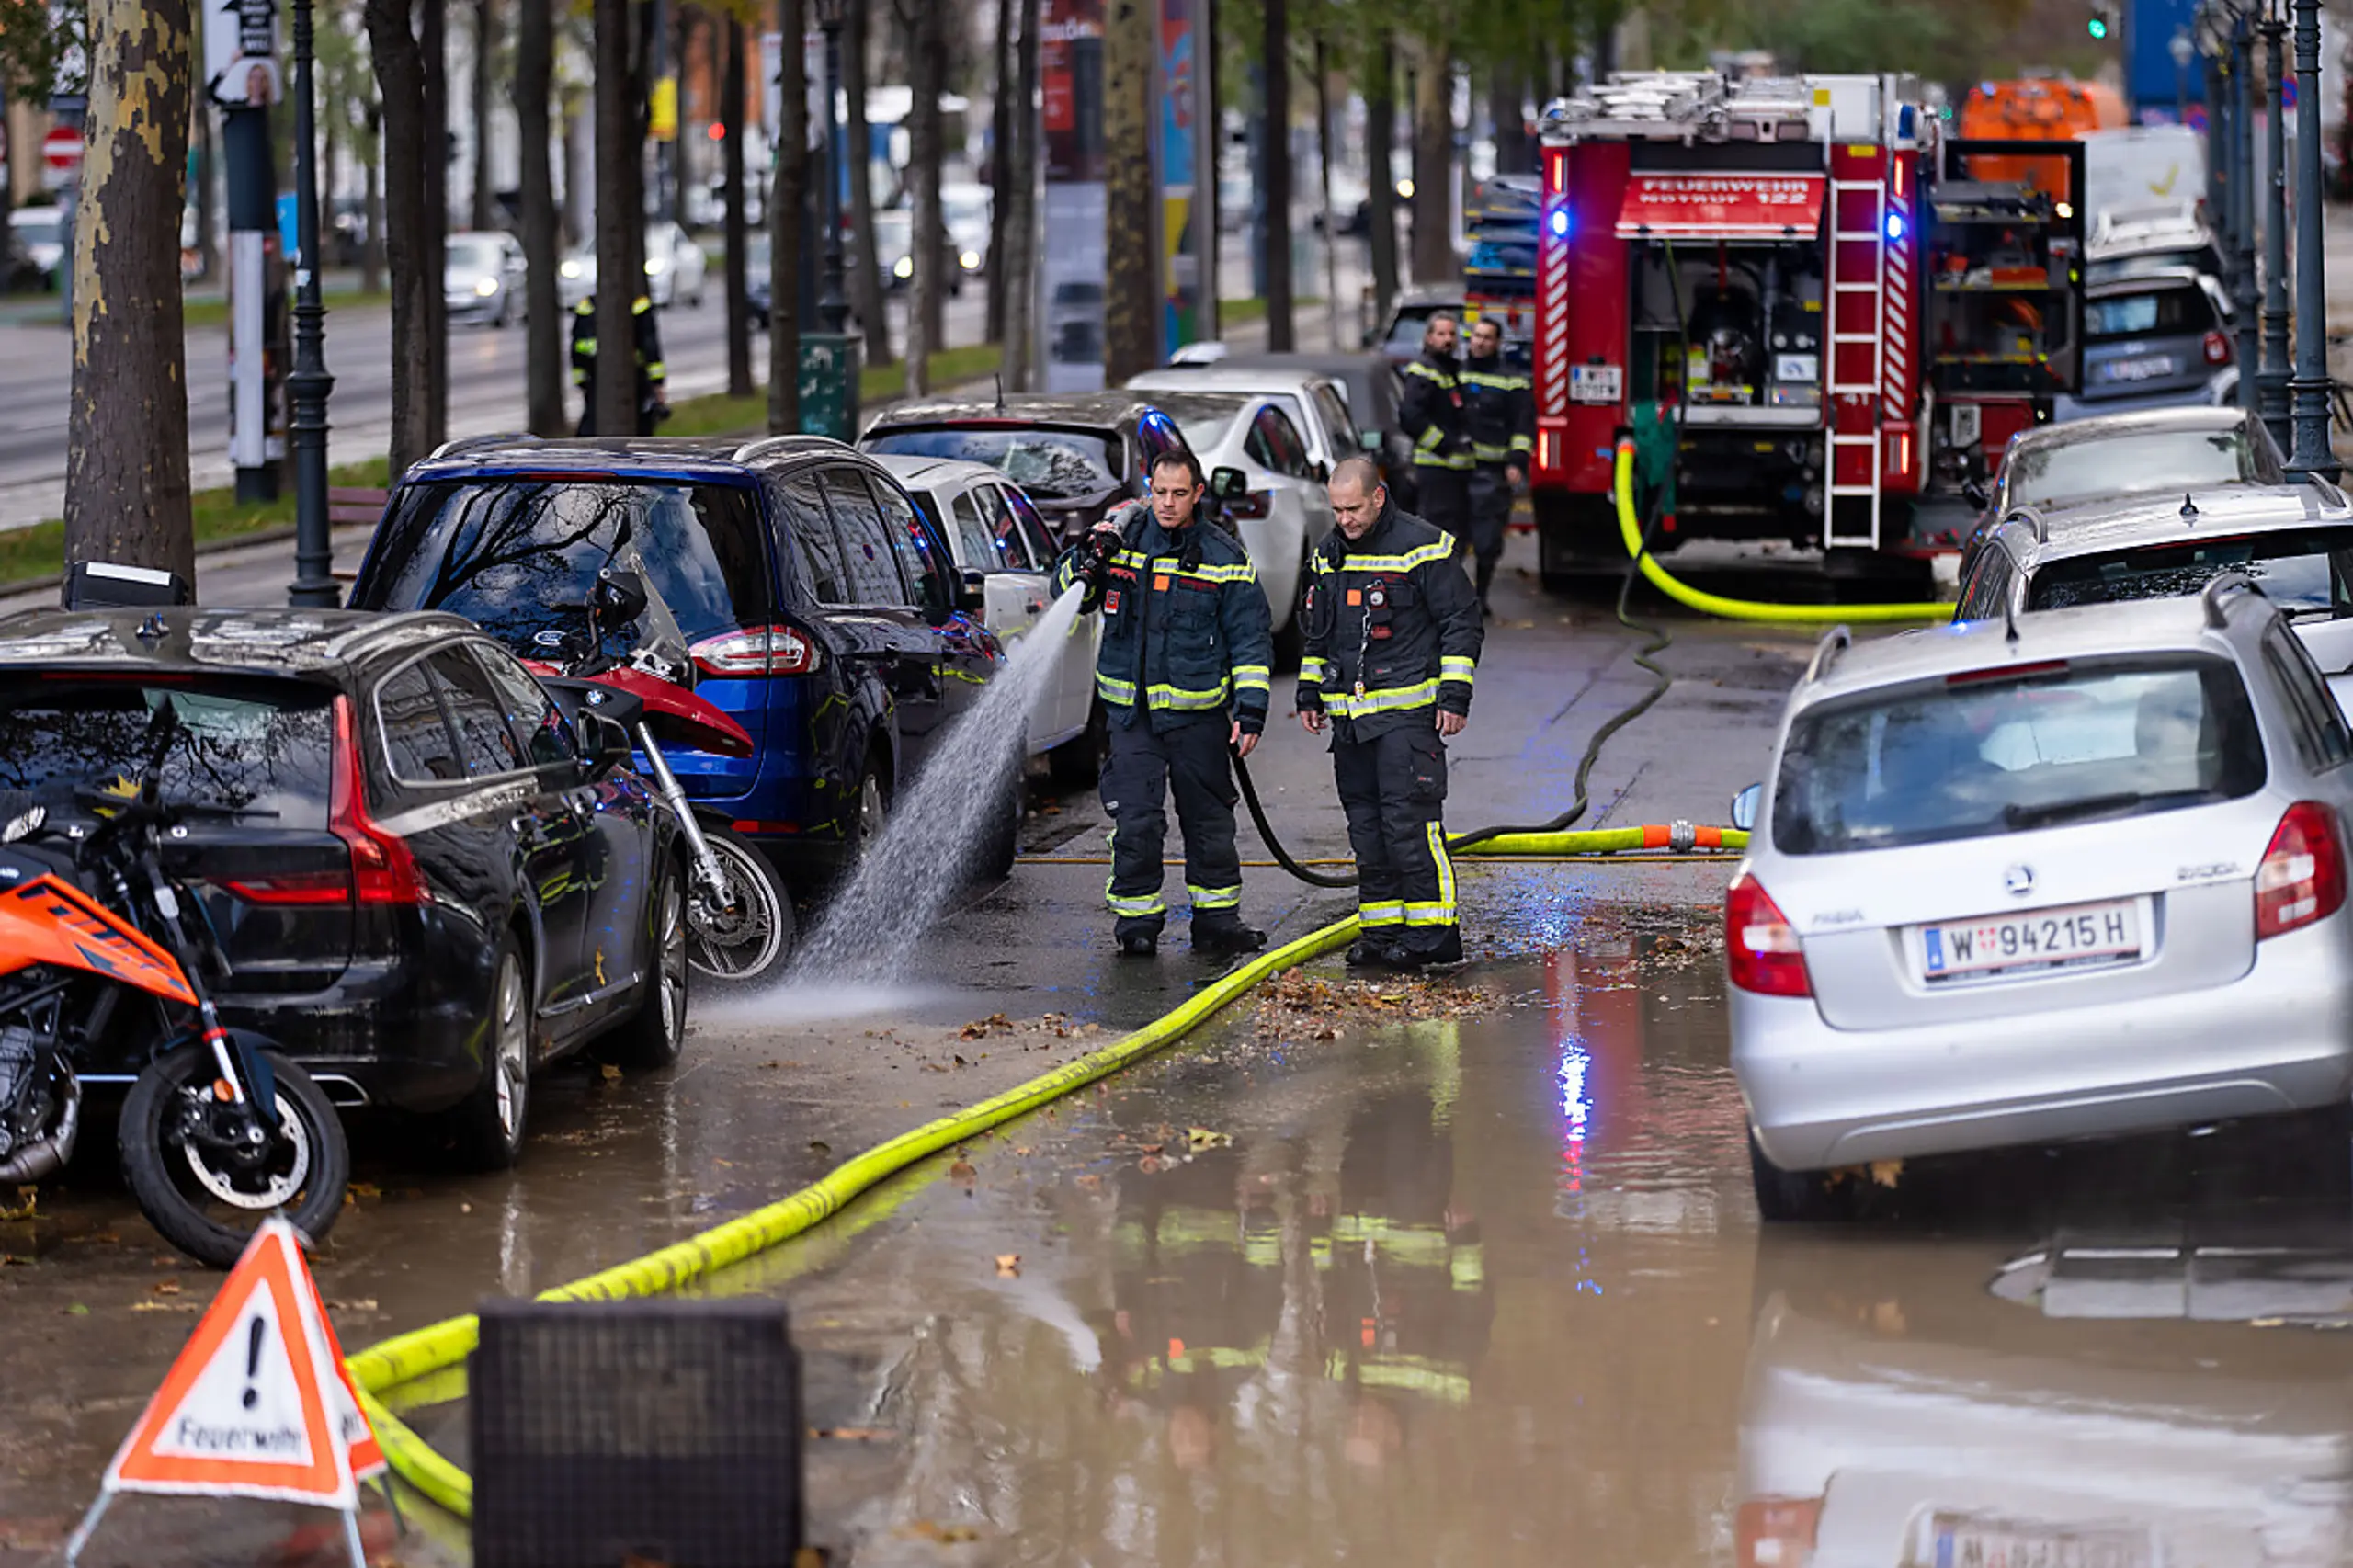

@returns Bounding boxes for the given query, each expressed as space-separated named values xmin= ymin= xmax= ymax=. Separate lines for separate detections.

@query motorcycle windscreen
xmin=0 ymin=873 xmax=196 ymax=1004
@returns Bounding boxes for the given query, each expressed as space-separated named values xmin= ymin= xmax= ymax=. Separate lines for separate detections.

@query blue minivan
xmin=348 ymin=436 xmax=1013 ymax=875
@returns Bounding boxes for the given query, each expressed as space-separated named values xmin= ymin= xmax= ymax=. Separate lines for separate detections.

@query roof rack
xmin=428 ymin=433 xmax=540 ymax=460
xmin=1804 ymin=626 xmax=1852 ymax=683
xmin=730 ymin=434 xmax=851 ymax=465
xmin=2200 ymin=570 xmax=2262 ymax=629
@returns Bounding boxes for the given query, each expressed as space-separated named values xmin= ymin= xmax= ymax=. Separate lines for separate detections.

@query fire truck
xmin=1526 ymin=72 xmax=2087 ymax=585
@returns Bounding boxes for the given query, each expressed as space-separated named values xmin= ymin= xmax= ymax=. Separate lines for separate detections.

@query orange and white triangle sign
xmin=98 ymin=1219 xmax=380 ymax=1507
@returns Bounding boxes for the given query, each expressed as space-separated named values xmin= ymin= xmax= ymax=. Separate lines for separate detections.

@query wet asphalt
xmin=6 ymin=538 xmax=2353 ymax=1566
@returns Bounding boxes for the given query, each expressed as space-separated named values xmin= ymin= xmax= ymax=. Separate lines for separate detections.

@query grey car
xmin=1728 ymin=583 xmax=2353 ymax=1218
xmin=2055 ymin=265 xmax=2236 ymax=421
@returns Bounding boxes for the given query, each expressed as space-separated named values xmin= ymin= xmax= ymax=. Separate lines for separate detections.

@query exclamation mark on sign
xmin=241 ymin=1315 xmax=265 ymax=1410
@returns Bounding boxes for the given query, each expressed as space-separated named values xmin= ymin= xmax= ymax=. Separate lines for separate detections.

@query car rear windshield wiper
xmin=2001 ymin=792 xmax=2152 ymax=830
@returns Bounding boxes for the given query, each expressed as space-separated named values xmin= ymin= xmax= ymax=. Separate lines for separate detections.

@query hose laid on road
xmin=1609 ymin=440 xmax=1949 ymax=625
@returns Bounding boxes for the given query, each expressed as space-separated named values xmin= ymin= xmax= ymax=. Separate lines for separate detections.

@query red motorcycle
xmin=528 ymin=568 xmax=794 ymax=984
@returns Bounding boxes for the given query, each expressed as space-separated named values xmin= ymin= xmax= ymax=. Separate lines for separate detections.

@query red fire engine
xmin=1527 ymin=72 xmax=2086 ymax=585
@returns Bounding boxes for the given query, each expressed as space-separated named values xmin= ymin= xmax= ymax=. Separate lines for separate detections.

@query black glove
xmin=1075 ymin=527 xmax=1121 ymax=591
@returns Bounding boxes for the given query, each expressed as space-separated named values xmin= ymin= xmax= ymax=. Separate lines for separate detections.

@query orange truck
xmin=1958 ymin=78 xmax=2128 ymax=201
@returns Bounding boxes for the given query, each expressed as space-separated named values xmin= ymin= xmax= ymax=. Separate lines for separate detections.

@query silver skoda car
xmin=1729 ymin=579 xmax=2353 ymax=1219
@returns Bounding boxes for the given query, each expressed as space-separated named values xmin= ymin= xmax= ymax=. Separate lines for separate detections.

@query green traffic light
xmin=2087 ymin=16 xmax=2109 ymax=37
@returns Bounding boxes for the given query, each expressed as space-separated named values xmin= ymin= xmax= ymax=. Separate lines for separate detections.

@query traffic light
xmin=2086 ymin=1 xmax=2118 ymax=40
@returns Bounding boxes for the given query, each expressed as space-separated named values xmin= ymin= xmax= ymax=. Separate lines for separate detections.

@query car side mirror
xmin=1961 ymin=479 xmax=1991 ymax=510
xmin=956 ymin=566 xmax=986 ymax=614
xmin=577 ymin=711 xmax=636 ymax=778
xmin=1208 ymin=466 xmax=1250 ymax=502
xmin=1730 ymin=783 xmax=1762 ymax=834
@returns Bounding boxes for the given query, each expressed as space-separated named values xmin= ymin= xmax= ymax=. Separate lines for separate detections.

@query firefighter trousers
xmin=1333 ymin=724 xmax=1462 ymax=963
xmin=1099 ymin=716 xmax=1245 ymax=940
xmin=1467 ymin=463 xmax=1514 ymax=604
xmin=1415 ymin=466 xmax=1472 ymax=559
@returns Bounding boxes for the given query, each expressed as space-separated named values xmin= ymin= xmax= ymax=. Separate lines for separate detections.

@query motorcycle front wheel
xmin=119 ymin=1047 xmax=349 ymax=1267
xmin=687 ymin=825 xmax=794 ymax=984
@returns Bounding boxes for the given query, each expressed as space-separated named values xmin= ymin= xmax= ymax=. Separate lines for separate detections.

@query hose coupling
xmin=1668 ymin=820 xmax=1697 ymax=852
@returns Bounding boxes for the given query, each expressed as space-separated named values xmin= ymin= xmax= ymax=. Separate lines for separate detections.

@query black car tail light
xmin=331 ymin=695 xmax=429 ymax=906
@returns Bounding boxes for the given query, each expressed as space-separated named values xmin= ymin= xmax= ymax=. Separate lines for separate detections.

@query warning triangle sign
xmin=100 ymin=1220 xmax=372 ymax=1507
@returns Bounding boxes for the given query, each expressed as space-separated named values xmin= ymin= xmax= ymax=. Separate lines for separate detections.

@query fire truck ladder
xmin=1826 ymin=167 xmax=1886 ymax=550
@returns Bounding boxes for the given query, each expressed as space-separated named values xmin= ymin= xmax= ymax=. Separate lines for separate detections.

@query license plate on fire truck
xmin=1917 ymin=899 xmax=2143 ymax=983
xmin=1570 ymin=365 xmax=1622 ymax=403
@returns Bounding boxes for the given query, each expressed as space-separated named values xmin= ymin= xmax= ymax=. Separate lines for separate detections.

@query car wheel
xmin=1049 ymin=698 xmax=1108 ymax=788
xmin=847 ymin=751 xmax=890 ymax=864
xmin=1749 ymin=1131 xmax=1853 ymax=1223
xmin=602 ymin=858 xmax=690 ymax=1070
xmin=1270 ymin=540 xmax=1312 ymax=672
xmin=441 ymin=936 xmax=533 ymax=1171
xmin=972 ymin=735 xmax=1024 ymax=882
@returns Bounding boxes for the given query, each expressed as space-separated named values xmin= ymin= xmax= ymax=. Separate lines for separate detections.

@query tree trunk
xmin=723 ymin=14 xmax=751 ymax=397
xmin=769 ymin=0 xmax=806 ymax=433
xmin=1103 ymin=0 xmax=1153 ymax=382
xmin=1002 ymin=0 xmax=1037 ymax=390
xmin=517 ymin=0 xmax=562 ymax=434
xmin=1314 ymin=33 xmax=1339 ymax=350
xmin=367 ymin=0 xmax=434 ymax=476
xmin=472 ymin=0 xmax=498 ymax=229
xmin=561 ymin=99 xmax=586 ymax=248
xmin=845 ymin=0 xmax=891 ymax=366
xmin=983 ymin=0 xmax=1013 ymax=344
xmin=1490 ymin=62 xmax=1529 ymax=175
xmin=66 ymin=0 xmax=196 ymax=577
xmin=595 ymin=0 xmax=638 ymax=437
xmin=903 ymin=0 xmax=941 ymax=392
xmin=363 ymin=104 xmax=385 ymax=295
xmin=1409 ymin=40 xmax=1452 ymax=286
xmin=421 ymin=0 xmax=450 ymax=448
xmin=1363 ymin=45 xmax=1399 ymax=326
xmin=322 ymin=105 xmax=339 ymax=274
xmin=1262 ymin=0 xmax=1293 ymax=351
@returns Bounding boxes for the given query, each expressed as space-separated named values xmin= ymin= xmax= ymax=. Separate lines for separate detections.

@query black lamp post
xmin=2285 ymin=0 xmax=2339 ymax=478
xmin=2231 ymin=8 xmax=2260 ymax=408
xmin=287 ymin=0 xmax=337 ymax=608
xmin=813 ymin=0 xmax=849 ymax=336
xmin=2259 ymin=0 xmax=2292 ymax=445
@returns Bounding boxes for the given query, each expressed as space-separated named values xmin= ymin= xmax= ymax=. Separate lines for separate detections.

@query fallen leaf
xmin=1011 ymin=1145 xmax=1034 ymax=1157
xmin=904 ymin=1522 xmax=984 ymax=1543
xmin=949 ymin=1159 xmax=978 ymax=1186
xmin=1185 ymin=1128 xmax=1232 ymax=1150
xmin=809 ymin=1426 xmax=895 ymax=1442
xmin=600 ymin=1063 xmax=623 ymax=1083
xmin=63 ymin=1302 xmax=88 ymax=1316
xmin=0 ymin=1186 xmax=37 ymax=1221
xmin=150 ymin=1278 xmax=181 ymax=1296
xmin=994 ymin=1254 xmax=1020 ymax=1276
xmin=1138 ymin=1155 xmax=1164 ymax=1174
xmin=1074 ymin=1174 xmax=1102 ymax=1189
xmin=326 ymin=1299 xmax=379 ymax=1312
xmin=1869 ymin=1159 xmax=1904 ymax=1189
xmin=131 ymin=1300 xmax=199 ymax=1312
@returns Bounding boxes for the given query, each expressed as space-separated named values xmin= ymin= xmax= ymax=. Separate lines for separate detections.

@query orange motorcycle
xmin=0 ymin=704 xmax=347 ymax=1266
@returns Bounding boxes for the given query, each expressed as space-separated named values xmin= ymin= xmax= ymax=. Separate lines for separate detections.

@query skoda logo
xmin=2003 ymin=864 xmax=2036 ymax=897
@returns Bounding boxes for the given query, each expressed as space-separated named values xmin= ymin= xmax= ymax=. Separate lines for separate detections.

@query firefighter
xmin=1399 ymin=312 xmax=1474 ymax=554
xmin=1298 ymin=455 xmax=1483 ymax=971
xmin=570 ymin=292 xmax=668 ymax=436
xmin=1055 ymin=450 xmax=1276 ymax=959
xmin=1459 ymin=317 xmax=1531 ymax=614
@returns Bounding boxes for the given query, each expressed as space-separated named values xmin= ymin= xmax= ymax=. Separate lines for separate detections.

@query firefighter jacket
xmin=1052 ymin=503 xmax=1275 ymax=737
xmin=1296 ymin=499 xmax=1483 ymax=737
xmin=570 ymin=295 xmax=666 ymax=389
xmin=1399 ymin=347 xmax=1472 ymax=472
xmin=1461 ymin=349 xmax=1532 ymax=468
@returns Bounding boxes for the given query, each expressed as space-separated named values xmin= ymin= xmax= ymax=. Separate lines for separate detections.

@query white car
xmin=940 ymin=181 xmax=991 ymax=280
xmin=1125 ymin=364 xmax=1364 ymax=483
xmin=557 ymin=222 xmax=708 ymax=310
xmin=1143 ymin=390 xmax=1335 ymax=662
xmin=444 ymin=231 xmax=526 ymax=327
xmin=871 ymin=454 xmax=1103 ymax=781
xmin=9 ymin=206 xmax=64 ymax=287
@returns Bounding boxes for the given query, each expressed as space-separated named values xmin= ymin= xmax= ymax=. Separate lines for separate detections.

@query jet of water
xmin=787 ymin=584 xmax=1090 ymax=986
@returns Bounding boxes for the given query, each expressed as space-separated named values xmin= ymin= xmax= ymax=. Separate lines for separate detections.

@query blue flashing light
xmin=1549 ymin=207 xmax=1572 ymax=239
xmin=1885 ymin=211 xmax=1906 ymax=243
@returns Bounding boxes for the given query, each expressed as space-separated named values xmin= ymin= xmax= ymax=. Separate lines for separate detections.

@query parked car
xmin=9 ymin=205 xmax=63 ymax=289
xmin=0 ymin=608 xmax=690 ymax=1171
xmin=1366 ymin=285 xmax=1465 ymax=368
xmin=1729 ymin=585 xmax=2353 ymax=1219
xmin=557 ymin=221 xmax=709 ymax=310
xmin=1954 ymin=479 xmax=2353 ymax=712
xmin=746 ymin=231 xmax=773 ymax=331
xmin=2055 ymin=265 xmax=2236 ymax=421
xmin=1125 ymin=364 xmax=1363 ymax=480
xmin=445 ymin=230 xmax=527 ymax=328
xmin=940 ymin=181 xmax=992 ymax=280
xmin=1961 ymin=404 xmax=2287 ymax=571
xmin=1211 ymin=351 xmax=1420 ymax=510
xmin=874 ymin=453 xmax=1102 ymax=780
xmin=1128 ymin=390 xmax=1334 ymax=661
xmin=859 ymin=393 xmax=1196 ymax=542
xmin=347 ymin=436 xmax=1015 ymax=881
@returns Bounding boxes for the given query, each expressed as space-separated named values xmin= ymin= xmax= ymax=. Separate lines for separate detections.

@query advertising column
xmin=205 ymin=0 xmax=289 ymax=502
xmin=1038 ymin=0 xmax=1106 ymax=392
xmin=1156 ymin=0 xmax=1211 ymax=352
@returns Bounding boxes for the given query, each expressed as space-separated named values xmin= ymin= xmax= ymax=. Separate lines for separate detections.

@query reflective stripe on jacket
xmin=1400 ymin=350 xmax=1473 ymax=472
xmin=1461 ymin=354 xmax=1533 ymax=465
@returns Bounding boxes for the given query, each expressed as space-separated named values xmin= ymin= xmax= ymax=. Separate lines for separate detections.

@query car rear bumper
xmin=1733 ymin=920 xmax=2353 ymax=1169
xmin=213 ymin=949 xmax=495 ymax=1117
xmin=2052 ymin=372 xmax=2232 ymax=421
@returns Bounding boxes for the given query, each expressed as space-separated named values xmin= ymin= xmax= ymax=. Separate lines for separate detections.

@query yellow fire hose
xmin=342 ymin=824 xmax=1750 ymax=1517
xmin=1611 ymin=439 xmax=1950 ymax=625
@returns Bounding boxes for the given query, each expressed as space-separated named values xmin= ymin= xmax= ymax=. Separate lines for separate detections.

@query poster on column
xmin=1157 ymin=0 xmax=1204 ymax=353
xmin=1039 ymin=0 xmax=1107 ymax=392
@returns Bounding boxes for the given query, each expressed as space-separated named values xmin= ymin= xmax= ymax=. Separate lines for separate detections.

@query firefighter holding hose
xmin=1400 ymin=313 xmax=1475 ymax=556
xmin=1057 ymin=451 xmax=1277 ymax=960
xmin=1298 ymin=456 xmax=1484 ymax=971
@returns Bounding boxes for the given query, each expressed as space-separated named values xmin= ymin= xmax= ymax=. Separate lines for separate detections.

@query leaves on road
xmin=0 ymin=1185 xmax=37 ymax=1221
xmin=1252 ymin=971 xmax=1495 ymax=1041
xmin=994 ymin=1254 xmax=1020 ymax=1276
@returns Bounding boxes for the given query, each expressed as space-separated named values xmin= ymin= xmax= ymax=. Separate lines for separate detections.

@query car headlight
xmin=473 ymin=277 xmax=499 ymax=297
xmin=893 ymin=256 xmax=914 ymax=279
xmin=960 ymin=249 xmax=982 ymax=271
xmin=645 ymin=256 xmax=668 ymax=275
xmin=560 ymin=259 xmax=583 ymax=279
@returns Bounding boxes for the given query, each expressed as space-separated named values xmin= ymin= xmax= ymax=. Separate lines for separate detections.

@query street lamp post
xmin=287 ymin=0 xmax=337 ymax=608
xmin=813 ymin=0 xmax=849 ymax=336
xmin=2232 ymin=10 xmax=2261 ymax=410
xmin=2259 ymin=1 xmax=2292 ymax=445
xmin=2286 ymin=0 xmax=2339 ymax=478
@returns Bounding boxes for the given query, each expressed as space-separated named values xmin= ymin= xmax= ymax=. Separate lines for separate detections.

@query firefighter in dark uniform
xmin=1460 ymin=317 xmax=1531 ymax=614
xmin=569 ymin=292 xmax=668 ymax=436
xmin=1055 ymin=450 xmax=1277 ymax=959
xmin=1298 ymin=455 xmax=1483 ymax=971
xmin=1398 ymin=312 xmax=1473 ymax=555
